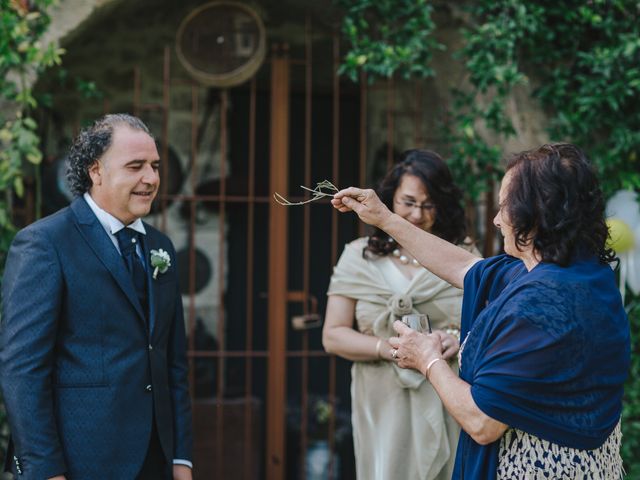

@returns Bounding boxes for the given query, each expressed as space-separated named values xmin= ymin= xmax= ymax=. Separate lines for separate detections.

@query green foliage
xmin=74 ymin=77 xmax=103 ymax=100
xmin=0 ymin=0 xmax=64 ymax=262
xmin=337 ymin=0 xmax=640 ymax=200
xmin=336 ymin=0 xmax=444 ymax=82
xmin=519 ymin=1 xmax=640 ymax=196
xmin=623 ymin=296 xmax=640 ymax=477
xmin=0 ymin=0 xmax=64 ymax=463
xmin=445 ymin=1 xmax=539 ymax=198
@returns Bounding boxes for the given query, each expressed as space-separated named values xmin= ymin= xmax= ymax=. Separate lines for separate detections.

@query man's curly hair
xmin=66 ymin=114 xmax=152 ymax=196
xmin=504 ymin=143 xmax=616 ymax=266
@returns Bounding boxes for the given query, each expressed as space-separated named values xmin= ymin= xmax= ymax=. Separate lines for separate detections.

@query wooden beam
xmin=266 ymin=50 xmax=290 ymax=480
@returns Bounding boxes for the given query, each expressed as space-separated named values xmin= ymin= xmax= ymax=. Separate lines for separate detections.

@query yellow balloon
xmin=606 ymin=218 xmax=635 ymax=253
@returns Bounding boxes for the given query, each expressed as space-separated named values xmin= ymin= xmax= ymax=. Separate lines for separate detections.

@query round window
xmin=176 ymin=1 xmax=266 ymax=87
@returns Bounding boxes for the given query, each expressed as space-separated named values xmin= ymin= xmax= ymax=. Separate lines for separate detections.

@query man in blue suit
xmin=0 ymin=114 xmax=193 ymax=479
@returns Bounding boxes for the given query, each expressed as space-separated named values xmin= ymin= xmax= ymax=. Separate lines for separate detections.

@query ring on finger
xmin=391 ymin=349 xmax=398 ymax=359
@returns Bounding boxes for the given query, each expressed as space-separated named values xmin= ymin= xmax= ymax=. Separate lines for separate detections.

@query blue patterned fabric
xmin=452 ymin=254 xmax=630 ymax=480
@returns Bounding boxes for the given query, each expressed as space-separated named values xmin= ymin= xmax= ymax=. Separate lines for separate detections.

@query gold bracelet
xmin=426 ymin=357 xmax=444 ymax=378
xmin=375 ymin=338 xmax=383 ymax=359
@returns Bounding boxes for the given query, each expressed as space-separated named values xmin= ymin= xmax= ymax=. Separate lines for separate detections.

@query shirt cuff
xmin=173 ymin=459 xmax=193 ymax=469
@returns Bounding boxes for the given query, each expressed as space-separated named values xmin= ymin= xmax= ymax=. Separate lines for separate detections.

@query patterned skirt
xmin=497 ymin=422 xmax=623 ymax=479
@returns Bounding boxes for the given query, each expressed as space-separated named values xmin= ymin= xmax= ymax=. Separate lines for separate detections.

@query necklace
xmin=392 ymin=248 xmax=421 ymax=267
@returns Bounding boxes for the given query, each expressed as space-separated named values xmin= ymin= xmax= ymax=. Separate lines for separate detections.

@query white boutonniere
xmin=150 ymin=249 xmax=171 ymax=279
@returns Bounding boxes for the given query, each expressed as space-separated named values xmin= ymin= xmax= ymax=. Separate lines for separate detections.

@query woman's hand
xmin=433 ymin=330 xmax=460 ymax=360
xmin=388 ymin=320 xmax=444 ymax=376
xmin=331 ymin=187 xmax=393 ymax=229
xmin=391 ymin=321 xmax=508 ymax=444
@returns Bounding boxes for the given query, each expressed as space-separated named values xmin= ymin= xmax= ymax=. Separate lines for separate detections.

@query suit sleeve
xmin=166 ymin=243 xmax=193 ymax=462
xmin=0 ymin=227 xmax=67 ymax=479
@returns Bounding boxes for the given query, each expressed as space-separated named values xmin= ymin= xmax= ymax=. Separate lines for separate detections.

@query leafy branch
xmin=274 ymin=180 xmax=338 ymax=206
xmin=443 ymin=1 xmax=539 ymax=199
xmin=0 ymin=0 xmax=64 ymax=262
xmin=336 ymin=0 xmax=443 ymax=82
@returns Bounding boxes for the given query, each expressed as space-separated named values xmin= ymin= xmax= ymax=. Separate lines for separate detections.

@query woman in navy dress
xmin=332 ymin=143 xmax=629 ymax=479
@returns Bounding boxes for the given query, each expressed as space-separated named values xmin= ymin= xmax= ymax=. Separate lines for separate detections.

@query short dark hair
xmin=66 ymin=114 xmax=152 ymax=196
xmin=504 ymin=143 xmax=615 ymax=266
xmin=365 ymin=149 xmax=467 ymax=257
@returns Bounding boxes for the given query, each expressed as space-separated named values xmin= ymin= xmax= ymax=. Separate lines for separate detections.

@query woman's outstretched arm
xmin=332 ymin=187 xmax=481 ymax=289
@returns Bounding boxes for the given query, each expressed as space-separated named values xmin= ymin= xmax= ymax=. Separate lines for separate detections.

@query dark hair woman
xmin=331 ymin=143 xmax=629 ymax=479
xmin=323 ymin=149 xmax=479 ymax=480
xmin=365 ymin=149 xmax=468 ymax=258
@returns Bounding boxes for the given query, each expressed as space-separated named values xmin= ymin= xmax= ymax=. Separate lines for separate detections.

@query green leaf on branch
xmin=13 ymin=176 xmax=24 ymax=198
xmin=23 ymin=117 xmax=37 ymax=130
xmin=336 ymin=0 xmax=442 ymax=82
xmin=0 ymin=0 xmax=65 ymax=272
xmin=26 ymin=151 xmax=42 ymax=165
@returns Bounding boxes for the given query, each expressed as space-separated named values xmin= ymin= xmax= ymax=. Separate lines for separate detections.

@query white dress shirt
xmin=83 ymin=193 xmax=146 ymax=256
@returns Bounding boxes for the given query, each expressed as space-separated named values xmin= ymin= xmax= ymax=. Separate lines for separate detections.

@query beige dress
xmin=328 ymin=237 xmax=474 ymax=480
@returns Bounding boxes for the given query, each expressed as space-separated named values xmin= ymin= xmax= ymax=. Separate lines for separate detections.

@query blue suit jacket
xmin=0 ymin=197 xmax=193 ymax=479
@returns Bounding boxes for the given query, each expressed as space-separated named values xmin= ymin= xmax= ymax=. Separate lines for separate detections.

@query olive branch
xmin=273 ymin=180 xmax=339 ymax=206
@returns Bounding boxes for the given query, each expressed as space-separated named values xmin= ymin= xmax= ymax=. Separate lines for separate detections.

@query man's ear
xmin=88 ymin=161 xmax=102 ymax=186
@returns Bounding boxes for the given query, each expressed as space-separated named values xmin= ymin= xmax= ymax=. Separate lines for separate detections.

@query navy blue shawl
xmin=452 ymin=254 xmax=630 ymax=479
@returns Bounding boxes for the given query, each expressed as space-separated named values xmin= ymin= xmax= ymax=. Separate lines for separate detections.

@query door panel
xmin=137 ymin=23 xmax=362 ymax=480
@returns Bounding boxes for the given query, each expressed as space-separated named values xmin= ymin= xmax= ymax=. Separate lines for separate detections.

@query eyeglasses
xmin=395 ymin=199 xmax=436 ymax=211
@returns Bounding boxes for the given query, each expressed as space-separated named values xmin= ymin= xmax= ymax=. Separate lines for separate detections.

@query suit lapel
xmin=70 ymin=198 xmax=146 ymax=323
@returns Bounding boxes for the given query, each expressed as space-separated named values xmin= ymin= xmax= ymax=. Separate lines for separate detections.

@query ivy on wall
xmin=455 ymin=0 xmax=640 ymax=196
xmin=0 ymin=0 xmax=64 ymax=461
xmin=337 ymin=0 xmax=640 ymax=199
xmin=520 ymin=1 xmax=640 ymax=195
xmin=0 ymin=0 xmax=64 ymax=262
xmin=336 ymin=0 xmax=443 ymax=82
xmin=445 ymin=1 xmax=537 ymax=200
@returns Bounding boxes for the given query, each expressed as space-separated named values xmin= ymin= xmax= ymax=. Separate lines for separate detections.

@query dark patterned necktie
xmin=115 ymin=228 xmax=148 ymax=315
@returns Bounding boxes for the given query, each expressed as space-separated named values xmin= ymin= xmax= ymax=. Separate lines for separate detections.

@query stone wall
xmin=43 ymin=0 xmax=122 ymax=46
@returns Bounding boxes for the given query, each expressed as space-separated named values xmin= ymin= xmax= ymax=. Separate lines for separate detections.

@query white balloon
xmin=606 ymin=190 xmax=640 ymax=229
xmin=606 ymin=190 xmax=640 ymax=298
xmin=626 ymin=224 xmax=640 ymax=295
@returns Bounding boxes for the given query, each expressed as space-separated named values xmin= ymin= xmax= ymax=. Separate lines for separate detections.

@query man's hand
xmin=331 ymin=187 xmax=393 ymax=229
xmin=47 ymin=476 xmax=66 ymax=480
xmin=174 ymin=464 xmax=193 ymax=480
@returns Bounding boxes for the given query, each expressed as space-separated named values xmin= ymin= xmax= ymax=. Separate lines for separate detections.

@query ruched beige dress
xmin=328 ymin=237 xmax=474 ymax=480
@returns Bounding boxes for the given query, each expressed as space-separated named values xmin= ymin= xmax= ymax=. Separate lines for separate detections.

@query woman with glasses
xmin=331 ymin=144 xmax=629 ymax=479
xmin=322 ymin=149 xmax=478 ymax=480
